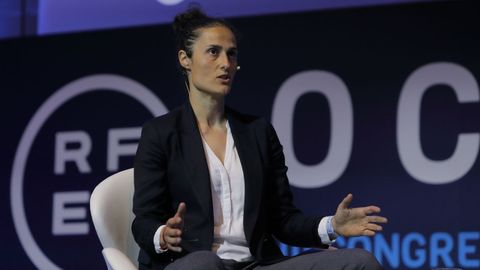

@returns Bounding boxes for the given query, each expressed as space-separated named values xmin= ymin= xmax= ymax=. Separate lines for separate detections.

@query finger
xmin=166 ymin=216 xmax=182 ymax=228
xmin=362 ymin=230 xmax=376 ymax=237
xmin=366 ymin=223 xmax=383 ymax=232
xmin=165 ymin=228 xmax=182 ymax=238
xmin=363 ymin=206 xmax=381 ymax=215
xmin=165 ymin=234 xmax=182 ymax=245
xmin=175 ymin=202 xmax=187 ymax=218
xmin=167 ymin=243 xmax=182 ymax=253
xmin=367 ymin=215 xmax=388 ymax=224
xmin=337 ymin=193 xmax=353 ymax=211
xmin=164 ymin=228 xmax=182 ymax=248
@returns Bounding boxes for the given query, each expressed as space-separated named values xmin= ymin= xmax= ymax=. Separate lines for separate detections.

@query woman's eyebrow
xmin=206 ymin=44 xmax=237 ymax=50
xmin=206 ymin=44 xmax=221 ymax=48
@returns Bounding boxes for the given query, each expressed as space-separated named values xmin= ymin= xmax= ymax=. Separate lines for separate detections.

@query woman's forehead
xmin=195 ymin=26 xmax=237 ymax=47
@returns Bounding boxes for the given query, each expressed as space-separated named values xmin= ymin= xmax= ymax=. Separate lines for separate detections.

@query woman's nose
xmin=219 ymin=52 xmax=231 ymax=70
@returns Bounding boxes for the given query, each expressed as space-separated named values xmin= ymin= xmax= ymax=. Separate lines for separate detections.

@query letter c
xmin=397 ymin=62 xmax=479 ymax=184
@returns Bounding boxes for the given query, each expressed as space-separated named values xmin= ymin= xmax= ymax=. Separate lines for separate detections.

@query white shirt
xmin=154 ymin=121 xmax=335 ymax=257
xmin=201 ymin=121 xmax=252 ymax=261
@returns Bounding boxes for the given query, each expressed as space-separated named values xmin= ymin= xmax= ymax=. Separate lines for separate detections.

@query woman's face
xmin=182 ymin=26 xmax=238 ymax=97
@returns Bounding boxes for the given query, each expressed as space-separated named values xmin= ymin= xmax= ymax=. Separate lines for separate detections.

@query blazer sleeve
xmin=263 ymin=121 xmax=325 ymax=247
xmin=132 ymin=120 xmax=171 ymax=257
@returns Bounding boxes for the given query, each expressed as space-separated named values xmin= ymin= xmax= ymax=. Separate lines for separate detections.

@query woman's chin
xmin=193 ymin=85 xmax=231 ymax=98
xmin=211 ymin=87 xmax=231 ymax=97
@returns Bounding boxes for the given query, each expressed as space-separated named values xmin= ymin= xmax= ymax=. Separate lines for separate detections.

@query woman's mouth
xmin=217 ymin=74 xmax=231 ymax=83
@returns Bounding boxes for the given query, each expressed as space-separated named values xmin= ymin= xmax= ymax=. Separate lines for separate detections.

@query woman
xmin=132 ymin=7 xmax=387 ymax=270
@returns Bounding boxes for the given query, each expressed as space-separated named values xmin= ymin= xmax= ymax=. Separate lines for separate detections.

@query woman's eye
xmin=208 ymin=48 xmax=219 ymax=55
xmin=228 ymin=50 xmax=238 ymax=58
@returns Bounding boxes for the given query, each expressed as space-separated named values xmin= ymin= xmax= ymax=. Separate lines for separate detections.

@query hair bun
xmin=172 ymin=7 xmax=208 ymax=37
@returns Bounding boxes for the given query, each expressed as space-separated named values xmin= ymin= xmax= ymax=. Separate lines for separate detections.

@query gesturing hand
xmin=332 ymin=194 xmax=387 ymax=237
xmin=160 ymin=202 xmax=186 ymax=252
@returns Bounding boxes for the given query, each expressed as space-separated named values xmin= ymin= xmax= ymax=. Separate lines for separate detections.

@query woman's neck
xmin=189 ymin=90 xmax=226 ymax=129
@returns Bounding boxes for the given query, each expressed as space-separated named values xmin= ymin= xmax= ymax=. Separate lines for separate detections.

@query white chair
xmin=90 ymin=168 xmax=139 ymax=270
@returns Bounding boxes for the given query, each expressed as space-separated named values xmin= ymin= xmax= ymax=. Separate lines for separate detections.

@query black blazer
xmin=132 ymin=103 xmax=325 ymax=270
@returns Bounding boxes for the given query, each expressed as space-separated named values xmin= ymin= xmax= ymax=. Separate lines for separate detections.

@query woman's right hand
xmin=160 ymin=202 xmax=186 ymax=252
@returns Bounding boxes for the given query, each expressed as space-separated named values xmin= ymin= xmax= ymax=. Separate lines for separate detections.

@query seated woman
xmin=132 ymin=7 xmax=387 ymax=270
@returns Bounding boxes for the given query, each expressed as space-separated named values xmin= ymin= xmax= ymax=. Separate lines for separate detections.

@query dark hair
xmin=172 ymin=7 xmax=237 ymax=58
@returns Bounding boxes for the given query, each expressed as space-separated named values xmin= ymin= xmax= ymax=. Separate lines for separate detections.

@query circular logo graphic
xmin=157 ymin=0 xmax=185 ymax=6
xmin=11 ymin=74 xmax=167 ymax=269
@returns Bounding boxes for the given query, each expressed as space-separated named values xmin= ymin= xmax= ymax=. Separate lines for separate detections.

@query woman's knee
xmin=169 ymin=250 xmax=224 ymax=270
xmin=193 ymin=250 xmax=224 ymax=269
xmin=349 ymin=248 xmax=383 ymax=270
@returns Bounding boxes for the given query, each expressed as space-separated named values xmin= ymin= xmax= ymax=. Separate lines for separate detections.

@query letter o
xmin=272 ymin=70 xmax=353 ymax=188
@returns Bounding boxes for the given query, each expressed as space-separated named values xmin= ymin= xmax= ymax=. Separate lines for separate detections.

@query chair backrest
xmin=90 ymin=168 xmax=139 ymax=267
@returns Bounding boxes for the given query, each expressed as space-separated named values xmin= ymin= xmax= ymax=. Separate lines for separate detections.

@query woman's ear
xmin=178 ymin=50 xmax=191 ymax=71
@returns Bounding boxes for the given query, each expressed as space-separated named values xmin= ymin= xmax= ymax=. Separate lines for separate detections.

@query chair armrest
xmin=102 ymin=247 xmax=138 ymax=270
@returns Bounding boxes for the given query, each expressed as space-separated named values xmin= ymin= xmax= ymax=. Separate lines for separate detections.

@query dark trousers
xmin=162 ymin=249 xmax=383 ymax=270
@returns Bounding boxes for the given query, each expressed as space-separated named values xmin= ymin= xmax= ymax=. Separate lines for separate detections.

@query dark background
xmin=1 ymin=1 xmax=479 ymax=269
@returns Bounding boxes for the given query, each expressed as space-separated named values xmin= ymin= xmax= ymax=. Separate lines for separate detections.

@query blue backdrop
xmin=1 ymin=1 xmax=478 ymax=269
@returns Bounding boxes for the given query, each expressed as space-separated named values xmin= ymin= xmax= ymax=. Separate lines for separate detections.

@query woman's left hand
xmin=332 ymin=193 xmax=388 ymax=237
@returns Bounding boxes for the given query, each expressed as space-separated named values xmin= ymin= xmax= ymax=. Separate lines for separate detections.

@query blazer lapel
xmin=178 ymin=103 xmax=213 ymax=219
xmin=227 ymin=109 xmax=263 ymax=243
